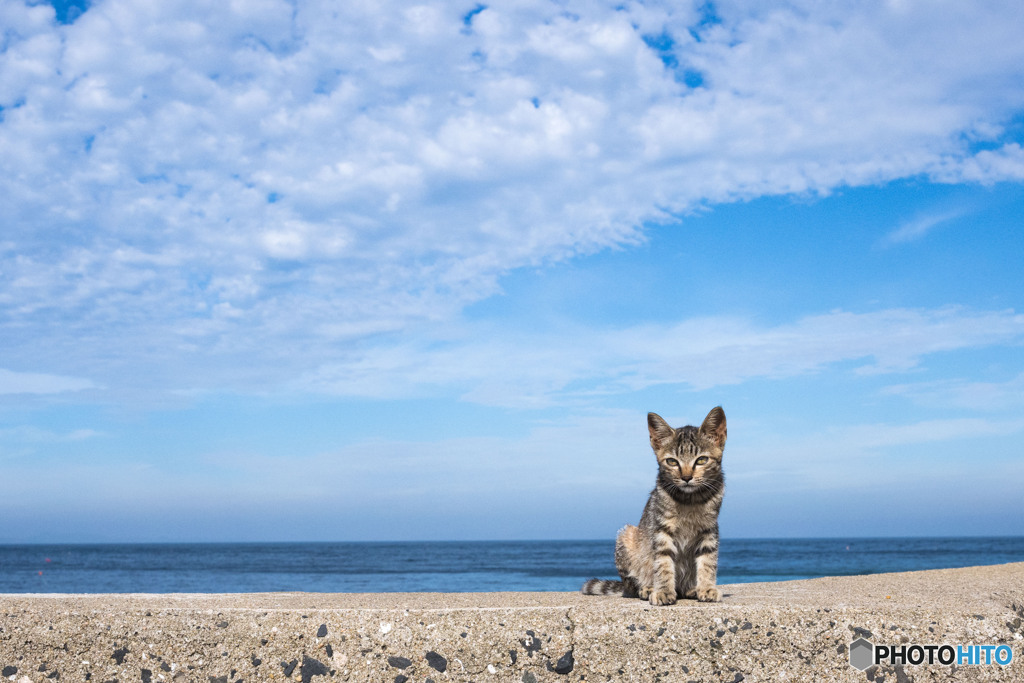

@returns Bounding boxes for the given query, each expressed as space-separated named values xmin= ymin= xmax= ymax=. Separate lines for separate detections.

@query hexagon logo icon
xmin=849 ymin=637 xmax=874 ymax=671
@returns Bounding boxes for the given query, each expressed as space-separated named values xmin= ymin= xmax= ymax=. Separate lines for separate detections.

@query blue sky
xmin=2 ymin=0 xmax=1023 ymax=542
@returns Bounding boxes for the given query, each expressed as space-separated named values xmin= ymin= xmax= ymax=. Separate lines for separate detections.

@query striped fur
xmin=581 ymin=407 xmax=727 ymax=604
xmin=581 ymin=578 xmax=624 ymax=595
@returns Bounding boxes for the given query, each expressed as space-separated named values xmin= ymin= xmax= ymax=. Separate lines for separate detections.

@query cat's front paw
xmin=695 ymin=586 xmax=721 ymax=602
xmin=636 ymin=585 xmax=651 ymax=600
xmin=649 ymin=589 xmax=677 ymax=606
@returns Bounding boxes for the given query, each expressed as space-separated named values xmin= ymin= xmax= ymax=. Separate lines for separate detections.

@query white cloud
xmin=725 ymin=412 xmax=1024 ymax=501
xmin=0 ymin=409 xmax=654 ymax=539
xmin=297 ymin=306 xmax=1024 ymax=406
xmin=0 ymin=368 xmax=98 ymax=395
xmin=881 ymin=209 xmax=967 ymax=245
xmin=0 ymin=424 xmax=102 ymax=445
xmin=882 ymin=372 xmax=1024 ymax=412
xmin=933 ymin=143 xmax=1024 ymax=184
xmin=827 ymin=416 xmax=1024 ymax=450
xmin=2 ymin=0 xmax=1024 ymax=396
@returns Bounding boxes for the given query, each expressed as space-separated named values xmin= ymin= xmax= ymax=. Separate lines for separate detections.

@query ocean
xmin=1 ymin=537 xmax=1022 ymax=594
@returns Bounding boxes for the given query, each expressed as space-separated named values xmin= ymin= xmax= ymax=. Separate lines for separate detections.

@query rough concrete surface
xmin=2 ymin=562 xmax=1022 ymax=682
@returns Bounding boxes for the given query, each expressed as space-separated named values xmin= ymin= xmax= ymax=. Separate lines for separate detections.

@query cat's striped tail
xmin=581 ymin=578 xmax=624 ymax=595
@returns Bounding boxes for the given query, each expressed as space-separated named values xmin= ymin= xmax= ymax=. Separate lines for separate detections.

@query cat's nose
xmin=680 ymin=475 xmax=692 ymax=482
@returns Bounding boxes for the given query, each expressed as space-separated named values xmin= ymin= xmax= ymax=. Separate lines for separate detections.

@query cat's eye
xmin=665 ymin=458 xmax=678 ymax=467
xmin=695 ymin=456 xmax=709 ymax=465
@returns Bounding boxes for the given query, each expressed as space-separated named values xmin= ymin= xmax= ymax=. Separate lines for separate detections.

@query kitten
xmin=582 ymin=407 xmax=727 ymax=605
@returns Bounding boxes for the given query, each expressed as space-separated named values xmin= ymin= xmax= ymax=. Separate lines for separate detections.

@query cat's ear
xmin=699 ymin=406 xmax=727 ymax=450
xmin=648 ymin=412 xmax=673 ymax=449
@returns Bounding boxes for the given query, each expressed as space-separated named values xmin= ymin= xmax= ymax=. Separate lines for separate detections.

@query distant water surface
xmin=1 ymin=537 xmax=1022 ymax=593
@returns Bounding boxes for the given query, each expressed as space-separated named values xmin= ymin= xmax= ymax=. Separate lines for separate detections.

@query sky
xmin=1 ymin=0 xmax=1023 ymax=543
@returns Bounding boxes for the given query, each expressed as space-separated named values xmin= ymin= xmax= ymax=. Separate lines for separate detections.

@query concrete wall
xmin=2 ymin=562 xmax=1022 ymax=682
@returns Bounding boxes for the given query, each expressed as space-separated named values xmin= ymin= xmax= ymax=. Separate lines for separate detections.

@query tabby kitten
xmin=582 ymin=407 xmax=727 ymax=605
